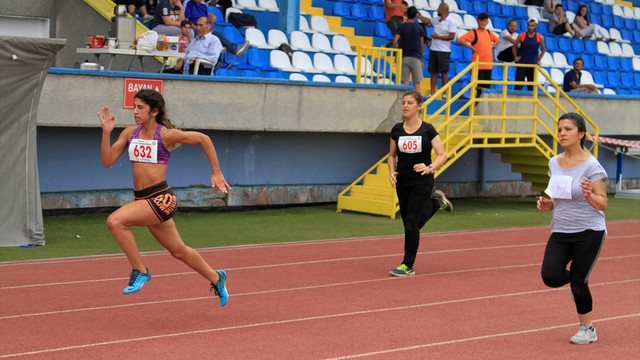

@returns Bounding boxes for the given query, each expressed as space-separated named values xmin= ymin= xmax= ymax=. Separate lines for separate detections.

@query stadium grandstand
xmin=1 ymin=0 xmax=638 ymax=217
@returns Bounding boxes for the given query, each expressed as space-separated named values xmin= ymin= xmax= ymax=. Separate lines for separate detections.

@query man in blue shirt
xmin=563 ymin=58 xmax=598 ymax=93
xmin=172 ymin=17 xmax=223 ymax=74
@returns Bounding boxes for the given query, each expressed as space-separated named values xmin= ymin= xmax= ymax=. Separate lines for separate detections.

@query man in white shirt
xmin=427 ymin=2 xmax=457 ymax=97
xmin=495 ymin=19 xmax=518 ymax=62
xmin=172 ymin=17 xmax=223 ymax=74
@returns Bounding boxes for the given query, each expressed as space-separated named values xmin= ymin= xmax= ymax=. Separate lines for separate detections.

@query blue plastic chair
xmin=618 ymin=88 xmax=631 ymax=95
xmin=571 ymin=39 xmax=585 ymax=54
xmin=624 ymin=18 xmax=635 ymax=30
xmin=620 ymin=57 xmax=633 ymax=72
xmin=473 ymin=2 xmax=487 ymax=15
xmin=613 ymin=16 xmax=624 ymax=30
xmin=486 ymin=2 xmax=501 ymax=16
xmin=455 ymin=62 xmax=471 ymax=81
xmin=607 ymin=56 xmax=620 ymax=69
xmin=351 ymin=3 xmax=374 ymax=21
xmin=634 ymin=31 xmax=640 ymax=43
xmin=450 ymin=45 xmax=464 ymax=61
xmin=459 ymin=0 xmax=474 ymax=12
xmin=514 ymin=6 xmax=528 ymax=20
xmin=241 ymin=70 xmax=261 ymax=78
xmin=545 ymin=36 xmax=558 ymax=53
xmin=566 ymin=0 xmax=578 ymax=13
xmin=265 ymin=71 xmax=284 ymax=79
xmin=215 ymin=68 xmax=235 ymax=76
xmin=593 ymin=55 xmax=608 ymax=70
xmin=634 ymin=73 xmax=640 ymax=87
xmin=581 ymin=54 xmax=594 ymax=69
xmin=601 ymin=4 xmax=613 ymax=16
xmin=225 ymin=51 xmax=256 ymax=71
xmin=500 ymin=4 xmax=514 ymax=18
xmin=332 ymin=2 xmax=352 ymax=19
xmin=620 ymin=72 xmax=635 ymax=88
xmin=590 ymin=2 xmax=602 ymax=15
xmin=368 ymin=5 xmax=385 ymax=22
xmin=593 ymin=71 xmax=607 ymax=86
xmin=607 ymin=72 xmax=621 ymax=88
xmin=374 ymin=22 xmax=394 ymax=40
xmin=591 ymin=14 xmax=601 ymax=27
xmin=621 ymin=29 xmax=633 ymax=42
xmin=557 ymin=37 xmax=572 ymax=52
xmin=492 ymin=17 xmax=506 ymax=32
xmin=584 ymin=40 xmax=597 ymax=54
xmin=247 ymin=48 xmax=278 ymax=71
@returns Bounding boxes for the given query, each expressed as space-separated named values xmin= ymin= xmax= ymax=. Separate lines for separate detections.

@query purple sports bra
xmin=128 ymin=124 xmax=171 ymax=165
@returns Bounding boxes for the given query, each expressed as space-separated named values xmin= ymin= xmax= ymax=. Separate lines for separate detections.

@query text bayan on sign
xmin=123 ymin=78 xmax=164 ymax=109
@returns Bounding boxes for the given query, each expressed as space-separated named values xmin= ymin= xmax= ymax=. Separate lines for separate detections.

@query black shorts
xmin=134 ymin=180 xmax=177 ymax=222
xmin=428 ymin=50 xmax=450 ymax=74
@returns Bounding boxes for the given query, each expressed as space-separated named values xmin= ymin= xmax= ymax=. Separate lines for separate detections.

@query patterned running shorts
xmin=134 ymin=180 xmax=177 ymax=222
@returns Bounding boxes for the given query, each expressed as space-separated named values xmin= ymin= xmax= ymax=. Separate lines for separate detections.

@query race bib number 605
xmin=398 ymin=136 xmax=422 ymax=154
xmin=128 ymin=139 xmax=158 ymax=163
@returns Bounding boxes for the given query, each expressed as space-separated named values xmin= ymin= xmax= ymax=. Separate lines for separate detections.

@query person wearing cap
xmin=456 ymin=13 xmax=499 ymax=96
xmin=513 ymin=18 xmax=546 ymax=91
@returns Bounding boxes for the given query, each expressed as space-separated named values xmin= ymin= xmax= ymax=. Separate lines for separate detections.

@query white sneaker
xmin=570 ymin=324 xmax=598 ymax=344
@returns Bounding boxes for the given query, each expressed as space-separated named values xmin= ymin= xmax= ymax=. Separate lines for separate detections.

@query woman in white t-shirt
xmin=537 ymin=112 xmax=608 ymax=345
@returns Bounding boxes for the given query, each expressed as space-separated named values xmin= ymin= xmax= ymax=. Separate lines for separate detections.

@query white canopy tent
xmin=0 ymin=36 xmax=65 ymax=246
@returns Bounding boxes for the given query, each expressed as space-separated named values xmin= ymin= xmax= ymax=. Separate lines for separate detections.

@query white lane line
xmin=321 ymin=313 xmax=640 ymax=360
xmin=0 ymin=279 xmax=637 ymax=359
xmin=1 ymin=259 xmax=637 ymax=320
xmin=2 ymin=221 xmax=635 ymax=267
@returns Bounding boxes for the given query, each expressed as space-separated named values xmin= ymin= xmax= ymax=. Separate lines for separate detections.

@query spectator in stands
xmin=495 ymin=19 xmax=519 ymax=63
xmin=541 ymin=0 xmax=561 ymax=21
xmin=513 ymin=18 xmax=546 ymax=91
xmin=384 ymin=0 xmax=408 ymax=41
xmin=177 ymin=19 xmax=193 ymax=53
xmin=184 ymin=0 xmax=249 ymax=56
xmin=563 ymin=58 xmax=598 ymax=94
xmin=457 ymin=13 xmax=499 ymax=96
xmin=428 ymin=2 xmax=457 ymax=97
xmin=549 ymin=4 xmax=584 ymax=38
xmin=393 ymin=6 xmax=427 ymax=93
xmin=167 ymin=17 xmax=223 ymax=74
xmin=149 ymin=0 xmax=185 ymax=37
xmin=115 ymin=0 xmax=154 ymax=23
xmin=573 ymin=5 xmax=614 ymax=41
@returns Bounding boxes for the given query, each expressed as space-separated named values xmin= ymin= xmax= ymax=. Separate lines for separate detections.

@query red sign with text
xmin=123 ymin=78 xmax=164 ymax=109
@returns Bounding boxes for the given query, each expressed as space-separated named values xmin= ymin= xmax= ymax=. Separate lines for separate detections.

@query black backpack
xmin=227 ymin=12 xmax=258 ymax=28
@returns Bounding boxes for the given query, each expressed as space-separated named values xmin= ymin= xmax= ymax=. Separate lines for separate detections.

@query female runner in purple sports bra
xmin=98 ymin=89 xmax=230 ymax=306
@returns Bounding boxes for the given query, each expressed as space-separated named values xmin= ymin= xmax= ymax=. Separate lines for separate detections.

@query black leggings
xmin=540 ymin=230 xmax=606 ymax=314
xmin=396 ymin=184 xmax=441 ymax=268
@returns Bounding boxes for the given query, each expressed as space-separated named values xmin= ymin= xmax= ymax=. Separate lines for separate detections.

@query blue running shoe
xmin=210 ymin=270 xmax=228 ymax=307
xmin=123 ymin=268 xmax=151 ymax=294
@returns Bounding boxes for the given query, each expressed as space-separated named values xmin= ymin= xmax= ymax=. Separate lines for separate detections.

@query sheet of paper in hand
xmin=544 ymin=175 xmax=573 ymax=199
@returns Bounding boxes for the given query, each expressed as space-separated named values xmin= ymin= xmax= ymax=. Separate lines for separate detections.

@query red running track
xmin=0 ymin=220 xmax=638 ymax=359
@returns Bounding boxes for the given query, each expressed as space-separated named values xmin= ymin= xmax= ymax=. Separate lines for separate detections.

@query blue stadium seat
xmin=634 ymin=73 xmax=640 ymax=87
xmin=618 ymin=88 xmax=631 ymax=95
xmin=613 ymin=16 xmax=624 ymax=30
xmin=486 ymin=2 xmax=501 ymax=16
xmin=621 ymin=29 xmax=634 ymax=42
xmin=492 ymin=17 xmax=507 ymax=32
xmin=247 ymin=48 xmax=278 ymax=71
xmin=624 ymin=18 xmax=635 ymax=30
xmin=459 ymin=0 xmax=474 ymax=12
xmin=456 ymin=62 xmax=471 ymax=81
xmin=352 ymin=3 xmax=375 ymax=21
xmin=473 ymin=2 xmax=487 ymax=15
xmin=571 ymin=39 xmax=585 ymax=53
xmin=374 ymin=22 xmax=394 ymax=40
xmin=593 ymin=71 xmax=607 ymax=86
xmin=620 ymin=72 xmax=635 ymax=88
xmin=368 ymin=5 xmax=385 ymax=22
xmin=584 ymin=40 xmax=597 ymax=54
xmin=590 ymin=14 xmax=601 ymax=26
xmin=215 ymin=68 xmax=235 ymax=76
xmin=590 ymin=2 xmax=602 ymax=15
xmin=607 ymin=72 xmax=621 ymax=89
xmin=500 ymin=4 xmax=514 ymax=18
xmin=593 ymin=55 xmax=608 ymax=70
xmin=581 ymin=54 xmax=594 ymax=69
xmin=514 ymin=6 xmax=528 ymax=20
xmin=333 ymin=3 xmax=353 ymax=20
xmin=545 ymin=36 xmax=558 ymax=53
xmin=607 ymin=56 xmax=620 ymax=69
xmin=241 ymin=70 xmax=260 ymax=77
xmin=620 ymin=57 xmax=633 ymax=72
xmin=601 ymin=5 xmax=613 ymax=16
xmin=557 ymin=37 xmax=572 ymax=52
xmin=450 ymin=45 xmax=465 ymax=61
xmin=566 ymin=0 xmax=579 ymax=13
xmin=225 ymin=51 xmax=256 ymax=70
xmin=265 ymin=71 xmax=284 ymax=79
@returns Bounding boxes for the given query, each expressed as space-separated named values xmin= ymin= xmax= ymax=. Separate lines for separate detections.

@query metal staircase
xmin=337 ymin=62 xmax=600 ymax=218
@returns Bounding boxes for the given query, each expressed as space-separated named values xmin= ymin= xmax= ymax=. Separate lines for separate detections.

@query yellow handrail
xmin=355 ymin=46 xmax=402 ymax=85
xmin=422 ymin=61 xmax=600 ymax=160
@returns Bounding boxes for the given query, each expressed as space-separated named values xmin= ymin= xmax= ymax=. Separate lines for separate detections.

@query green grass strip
xmin=1 ymin=197 xmax=638 ymax=262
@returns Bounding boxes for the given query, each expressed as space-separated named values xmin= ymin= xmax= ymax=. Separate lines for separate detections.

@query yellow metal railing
xmin=423 ymin=61 xmax=600 ymax=173
xmin=355 ymin=46 xmax=402 ymax=85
